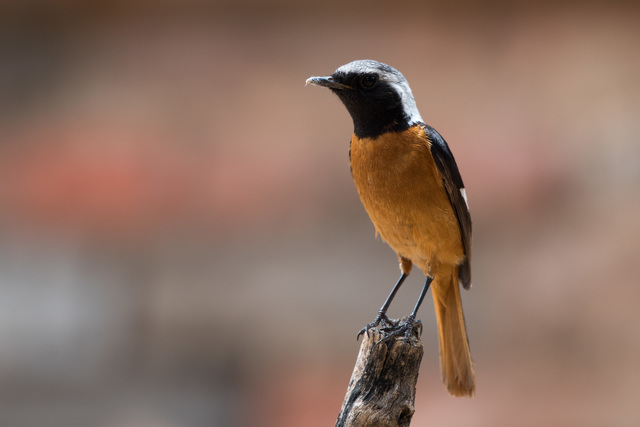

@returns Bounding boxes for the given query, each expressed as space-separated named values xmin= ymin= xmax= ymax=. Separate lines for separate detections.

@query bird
xmin=306 ymin=60 xmax=475 ymax=397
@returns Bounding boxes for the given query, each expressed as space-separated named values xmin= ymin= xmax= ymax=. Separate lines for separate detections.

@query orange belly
xmin=350 ymin=125 xmax=464 ymax=273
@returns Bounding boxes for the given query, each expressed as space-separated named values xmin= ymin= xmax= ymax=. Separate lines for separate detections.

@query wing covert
xmin=423 ymin=124 xmax=473 ymax=289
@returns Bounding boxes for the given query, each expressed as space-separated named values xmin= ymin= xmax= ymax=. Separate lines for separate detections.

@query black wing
xmin=423 ymin=124 xmax=472 ymax=289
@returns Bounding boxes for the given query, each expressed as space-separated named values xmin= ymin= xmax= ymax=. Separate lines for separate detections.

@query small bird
xmin=307 ymin=60 xmax=475 ymax=397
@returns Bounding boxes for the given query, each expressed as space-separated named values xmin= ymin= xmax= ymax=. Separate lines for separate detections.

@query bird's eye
xmin=361 ymin=74 xmax=378 ymax=88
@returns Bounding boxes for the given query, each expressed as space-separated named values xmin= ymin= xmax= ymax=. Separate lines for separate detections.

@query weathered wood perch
xmin=336 ymin=318 xmax=424 ymax=427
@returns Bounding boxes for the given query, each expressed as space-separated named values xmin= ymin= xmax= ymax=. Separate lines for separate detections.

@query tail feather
xmin=432 ymin=266 xmax=475 ymax=397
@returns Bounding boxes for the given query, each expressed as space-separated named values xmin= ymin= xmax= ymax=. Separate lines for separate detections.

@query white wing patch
xmin=460 ymin=188 xmax=469 ymax=208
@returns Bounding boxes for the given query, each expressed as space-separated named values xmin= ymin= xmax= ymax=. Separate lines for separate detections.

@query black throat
xmin=331 ymin=85 xmax=414 ymax=139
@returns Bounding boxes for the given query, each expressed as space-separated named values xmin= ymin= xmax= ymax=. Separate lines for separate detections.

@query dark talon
xmin=356 ymin=272 xmax=409 ymax=340
xmin=377 ymin=315 xmax=422 ymax=345
xmin=356 ymin=313 xmax=389 ymax=340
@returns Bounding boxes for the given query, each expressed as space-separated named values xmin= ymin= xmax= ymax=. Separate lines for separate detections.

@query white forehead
xmin=336 ymin=60 xmax=423 ymax=125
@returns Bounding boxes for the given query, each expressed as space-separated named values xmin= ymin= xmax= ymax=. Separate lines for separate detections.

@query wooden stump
xmin=336 ymin=319 xmax=424 ymax=427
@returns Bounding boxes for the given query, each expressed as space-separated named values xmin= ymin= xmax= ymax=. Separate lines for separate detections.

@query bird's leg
xmin=380 ymin=275 xmax=434 ymax=344
xmin=356 ymin=272 xmax=408 ymax=340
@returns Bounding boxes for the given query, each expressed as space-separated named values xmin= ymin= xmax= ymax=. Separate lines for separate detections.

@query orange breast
xmin=349 ymin=125 xmax=464 ymax=273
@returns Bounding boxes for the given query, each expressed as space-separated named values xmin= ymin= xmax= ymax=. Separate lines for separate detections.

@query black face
xmin=329 ymin=70 xmax=410 ymax=139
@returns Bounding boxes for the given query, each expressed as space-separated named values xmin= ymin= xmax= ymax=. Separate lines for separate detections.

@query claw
xmin=356 ymin=315 xmax=422 ymax=347
xmin=377 ymin=315 xmax=422 ymax=345
xmin=356 ymin=313 xmax=389 ymax=340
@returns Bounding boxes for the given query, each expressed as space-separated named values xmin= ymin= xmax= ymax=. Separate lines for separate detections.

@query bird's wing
xmin=423 ymin=124 xmax=473 ymax=289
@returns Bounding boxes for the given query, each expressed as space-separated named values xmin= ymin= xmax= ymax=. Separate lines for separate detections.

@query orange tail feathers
xmin=432 ymin=266 xmax=475 ymax=397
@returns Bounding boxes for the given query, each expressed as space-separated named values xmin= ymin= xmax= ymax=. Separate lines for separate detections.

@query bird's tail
xmin=432 ymin=265 xmax=475 ymax=397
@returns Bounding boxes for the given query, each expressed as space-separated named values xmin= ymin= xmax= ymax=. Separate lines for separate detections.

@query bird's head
xmin=306 ymin=60 xmax=423 ymax=138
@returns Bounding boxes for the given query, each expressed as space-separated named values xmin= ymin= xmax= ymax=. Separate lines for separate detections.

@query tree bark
xmin=336 ymin=319 xmax=424 ymax=427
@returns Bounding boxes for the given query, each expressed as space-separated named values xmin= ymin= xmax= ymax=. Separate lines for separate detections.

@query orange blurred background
xmin=1 ymin=1 xmax=639 ymax=426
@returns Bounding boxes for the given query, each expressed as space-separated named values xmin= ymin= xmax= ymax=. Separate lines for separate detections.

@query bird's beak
xmin=306 ymin=76 xmax=351 ymax=90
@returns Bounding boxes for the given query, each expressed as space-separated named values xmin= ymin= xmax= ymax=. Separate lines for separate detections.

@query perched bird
xmin=306 ymin=60 xmax=475 ymax=397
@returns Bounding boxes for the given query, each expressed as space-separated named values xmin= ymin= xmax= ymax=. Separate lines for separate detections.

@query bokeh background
xmin=1 ymin=1 xmax=639 ymax=426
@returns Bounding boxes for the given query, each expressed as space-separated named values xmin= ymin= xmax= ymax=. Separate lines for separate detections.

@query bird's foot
xmin=356 ymin=313 xmax=390 ymax=340
xmin=378 ymin=315 xmax=422 ymax=345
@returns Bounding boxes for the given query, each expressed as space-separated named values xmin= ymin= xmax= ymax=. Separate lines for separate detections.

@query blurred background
xmin=1 ymin=0 xmax=639 ymax=426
